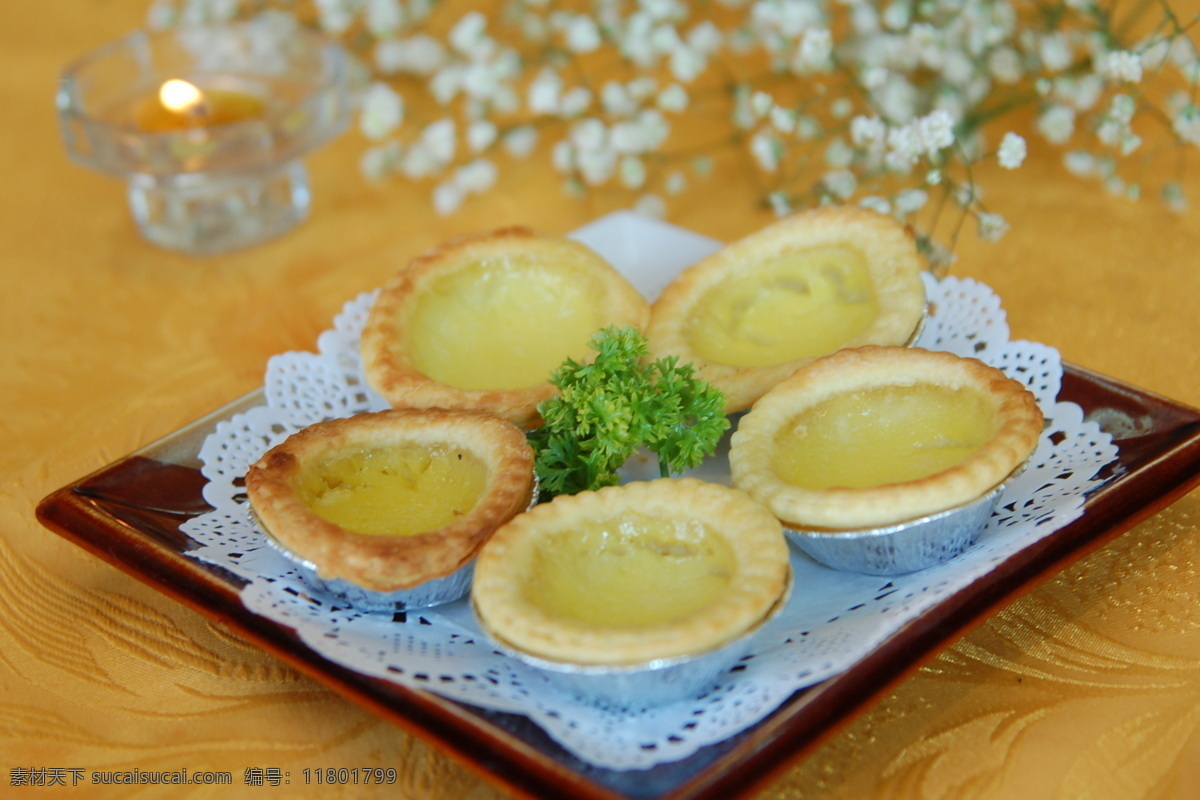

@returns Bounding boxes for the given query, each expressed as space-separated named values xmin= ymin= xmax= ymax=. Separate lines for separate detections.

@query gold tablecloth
xmin=5 ymin=2 xmax=1200 ymax=798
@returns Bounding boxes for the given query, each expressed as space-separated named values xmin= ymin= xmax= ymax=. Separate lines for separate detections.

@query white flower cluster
xmin=149 ymin=0 xmax=1200 ymax=250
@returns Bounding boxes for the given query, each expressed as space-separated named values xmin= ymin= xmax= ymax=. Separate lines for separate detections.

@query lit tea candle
xmin=133 ymin=78 xmax=266 ymax=132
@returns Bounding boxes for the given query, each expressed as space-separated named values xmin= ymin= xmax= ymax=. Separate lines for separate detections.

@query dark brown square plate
xmin=36 ymin=362 xmax=1200 ymax=800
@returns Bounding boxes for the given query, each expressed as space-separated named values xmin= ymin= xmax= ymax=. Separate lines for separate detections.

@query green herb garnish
xmin=528 ymin=325 xmax=730 ymax=497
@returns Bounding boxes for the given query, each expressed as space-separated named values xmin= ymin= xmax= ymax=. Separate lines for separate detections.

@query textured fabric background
xmin=4 ymin=2 xmax=1200 ymax=798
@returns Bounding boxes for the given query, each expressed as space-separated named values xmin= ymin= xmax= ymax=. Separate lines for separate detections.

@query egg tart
xmin=730 ymin=347 xmax=1044 ymax=531
xmin=646 ymin=206 xmax=926 ymax=413
xmin=471 ymin=478 xmax=790 ymax=667
xmin=245 ymin=409 xmax=535 ymax=594
xmin=361 ymin=227 xmax=649 ymax=428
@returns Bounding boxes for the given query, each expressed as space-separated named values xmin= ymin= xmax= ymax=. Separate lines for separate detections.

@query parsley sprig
xmin=528 ymin=326 xmax=730 ymax=497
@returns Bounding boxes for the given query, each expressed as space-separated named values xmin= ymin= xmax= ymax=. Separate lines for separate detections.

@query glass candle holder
xmin=57 ymin=19 xmax=351 ymax=255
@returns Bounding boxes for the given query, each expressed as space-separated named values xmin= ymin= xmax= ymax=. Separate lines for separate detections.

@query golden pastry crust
xmin=729 ymin=346 xmax=1044 ymax=530
xmin=471 ymin=478 xmax=790 ymax=667
xmin=646 ymin=206 xmax=926 ymax=413
xmin=246 ymin=409 xmax=535 ymax=592
xmin=361 ymin=227 xmax=649 ymax=429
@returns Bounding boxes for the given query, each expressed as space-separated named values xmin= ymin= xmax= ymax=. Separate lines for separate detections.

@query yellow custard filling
xmin=405 ymin=256 xmax=601 ymax=391
xmin=296 ymin=443 xmax=488 ymax=536
xmin=771 ymin=384 xmax=999 ymax=489
xmin=521 ymin=512 xmax=735 ymax=628
xmin=685 ymin=246 xmax=879 ymax=368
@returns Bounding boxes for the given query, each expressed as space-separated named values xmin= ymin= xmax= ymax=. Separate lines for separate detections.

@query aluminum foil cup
xmin=250 ymin=510 xmax=473 ymax=612
xmin=476 ymin=570 xmax=792 ymax=710
xmin=784 ymin=480 xmax=1008 ymax=575
xmin=905 ymin=305 xmax=928 ymax=346
xmin=247 ymin=473 xmax=539 ymax=613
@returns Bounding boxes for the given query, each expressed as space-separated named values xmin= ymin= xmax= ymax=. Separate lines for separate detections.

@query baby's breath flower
xmin=401 ymin=141 xmax=437 ymax=178
xmin=504 ymin=126 xmax=539 ymax=157
xmin=859 ymin=195 xmax=892 ymax=215
xmin=629 ymin=76 xmax=659 ymax=101
xmin=422 ymin=118 xmax=457 ymax=163
xmin=360 ymin=82 xmax=404 ymax=140
xmin=565 ymin=15 xmax=602 ymax=53
xmin=360 ymin=140 xmax=402 ymax=180
xmin=467 ymin=120 xmax=497 ymax=153
xmin=688 ymin=20 xmax=723 ymax=54
xmin=561 ymin=86 xmax=593 ymax=117
xmin=997 ymin=132 xmax=1026 ymax=169
xmin=1063 ymin=149 xmax=1096 ymax=177
xmin=146 ymin=0 xmax=177 ymax=30
xmin=988 ymin=47 xmax=1022 ymax=84
xmin=824 ymin=137 xmax=854 ymax=169
xmin=315 ymin=0 xmax=355 ymax=35
xmin=433 ymin=178 xmax=466 ymax=215
xmin=634 ymin=193 xmax=666 ymax=218
xmin=579 ymin=146 xmax=618 ymax=185
xmin=768 ymin=191 xmax=792 ymax=216
xmin=751 ymin=91 xmax=774 ymax=118
xmin=751 ymin=130 xmax=783 ymax=172
xmin=657 ymin=84 xmax=689 ymax=113
xmin=1139 ymin=37 xmax=1173 ymax=70
xmin=602 ymin=82 xmax=637 ymax=116
xmin=665 ymin=171 xmax=687 ymax=195
xmin=770 ymin=106 xmax=797 ymax=134
xmin=861 ymin=66 xmax=889 ymax=90
xmin=794 ymin=28 xmax=833 ymax=72
xmin=551 ymin=139 xmax=574 ymax=172
xmin=751 ymin=0 xmax=821 ymax=39
xmin=619 ymin=155 xmax=647 ymax=189
xmin=796 ymin=115 xmax=822 ymax=141
xmin=571 ymin=117 xmax=607 ymax=152
xmin=611 ymin=109 xmax=669 ymax=153
xmin=1037 ymin=105 xmax=1075 ymax=144
xmin=374 ymin=35 xmax=445 ymax=75
xmin=529 ymin=67 xmax=563 ymax=114
xmin=670 ymin=44 xmax=707 ymax=82
xmin=1038 ymin=32 xmax=1073 ymax=72
xmin=882 ymin=1 xmax=912 ymax=32
xmin=851 ymin=2 xmax=880 ymax=35
xmin=1162 ymin=181 xmax=1188 ymax=212
xmin=977 ymin=212 xmax=1010 ymax=242
xmin=170 ymin=0 xmax=1197 ymax=260
xmin=643 ymin=0 xmax=684 ymax=23
xmin=850 ymin=115 xmax=886 ymax=147
xmin=886 ymin=127 xmax=921 ymax=170
xmin=1173 ymin=104 xmax=1200 ymax=146
xmin=917 ymin=110 xmax=955 ymax=154
xmin=920 ymin=237 xmax=957 ymax=271
xmin=1055 ymin=74 xmax=1105 ymax=111
xmin=450 ymin=12 xmax=489 ymax=56
xmin=732 ymin=93 xmax=757 ymax=130
xmin=456 ymin=159 xmax=498 ymax=193
xmin=1096 ymin=119 xmax=1123 ymax=147
xmin=822 ymin=170 xmax=857 ymax=200
xmin=365 ymin=0 xmax=403 ymax=37
xmin=895 ymin=187 xmax=928 ymax=214
xmin=1109 ymin=93 xmax=1136 ymax=123
xmin=1097 ymin=50 xmax=1144 ymax=84
xmin=877 ymin=75 xmax=918 ymax=122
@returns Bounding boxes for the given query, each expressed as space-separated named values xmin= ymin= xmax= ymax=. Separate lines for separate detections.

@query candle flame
xmin=159 ymin=79 xmax=204 ymax=113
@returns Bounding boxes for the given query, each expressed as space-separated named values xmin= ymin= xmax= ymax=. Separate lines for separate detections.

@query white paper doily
xmin=182 ymin=215 xmax=1117 ymax=771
